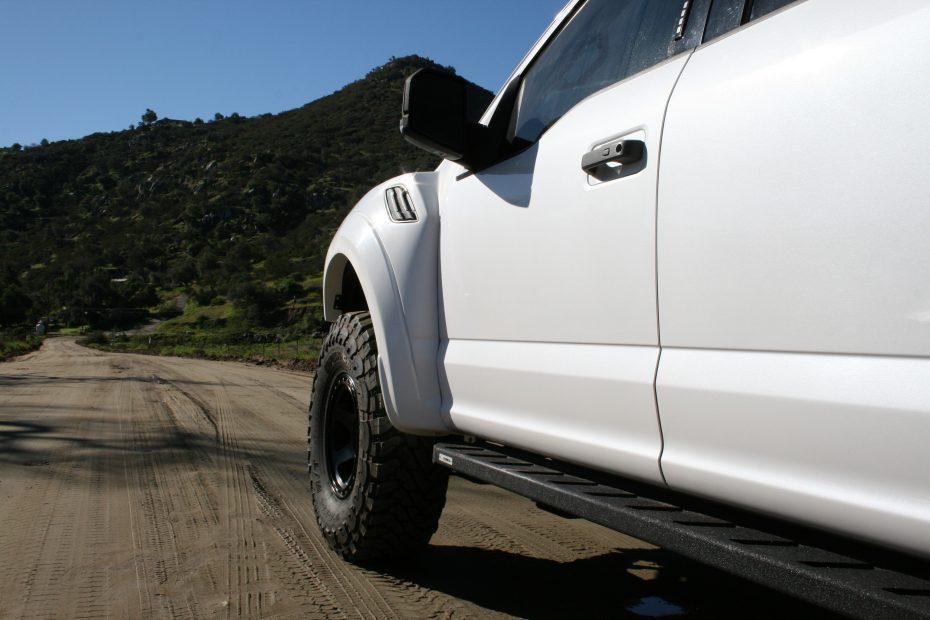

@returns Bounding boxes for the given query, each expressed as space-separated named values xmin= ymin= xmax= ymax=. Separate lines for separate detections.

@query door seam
xmin=653 ymin=48 xmax=696 ymax=486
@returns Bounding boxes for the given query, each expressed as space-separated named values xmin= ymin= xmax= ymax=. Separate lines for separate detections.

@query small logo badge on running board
xmin=438 ymin=454 xmax=453 ymax=466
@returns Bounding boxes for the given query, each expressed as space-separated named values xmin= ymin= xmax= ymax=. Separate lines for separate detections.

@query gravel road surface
xmin=0 ymin=338 xmax=823 ymax=618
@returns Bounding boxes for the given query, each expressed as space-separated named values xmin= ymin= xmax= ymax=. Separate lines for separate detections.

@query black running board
xmin=433 ymin=442 xmax=930 ymax=619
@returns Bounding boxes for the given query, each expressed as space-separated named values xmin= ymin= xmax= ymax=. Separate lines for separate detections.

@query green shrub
xmin=79 ymin=331 xmax=109 ymax=346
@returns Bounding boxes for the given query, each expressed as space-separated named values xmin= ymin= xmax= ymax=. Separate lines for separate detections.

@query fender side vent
xmin=385 ymin=185 xmax=418 ymax=222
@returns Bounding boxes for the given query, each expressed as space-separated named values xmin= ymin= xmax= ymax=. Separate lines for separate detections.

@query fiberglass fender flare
xmin=321 ymin=172 xmax=450 ymax=436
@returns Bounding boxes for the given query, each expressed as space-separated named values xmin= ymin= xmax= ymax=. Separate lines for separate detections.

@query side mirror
xmin=400 ymin=68 xmax=494 ymax=170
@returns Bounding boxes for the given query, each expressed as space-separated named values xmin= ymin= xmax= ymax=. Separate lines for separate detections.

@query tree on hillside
xmin=214 ymin=112 xmax=225 ymax=121
xmin=229 ymin=282 xmax=283 ymax=326
xmin=40 ymin=138 xmax=49 ymax=147
xmin=10 ymin=143 xmax=21 ymax=151
xmin=0 ymin=282 xmax=30 ymax=326
xmin=141 ymin=108 xmax=158 ymax=124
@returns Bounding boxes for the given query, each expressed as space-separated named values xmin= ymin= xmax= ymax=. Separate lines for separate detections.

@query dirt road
xmin=0 ymin=338 xmax=821 ymax=619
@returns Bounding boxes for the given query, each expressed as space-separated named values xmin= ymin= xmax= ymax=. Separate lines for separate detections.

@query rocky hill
xmin=0 ymin=56 xmax=475 ymax=335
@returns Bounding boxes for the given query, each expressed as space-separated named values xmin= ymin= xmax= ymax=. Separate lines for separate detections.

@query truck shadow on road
xmin=388 ymin=545 xmax=828 ymax=619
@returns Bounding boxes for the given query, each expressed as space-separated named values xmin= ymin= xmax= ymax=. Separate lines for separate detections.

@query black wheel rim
xmin=323 ymin=373 xmax=359 ymax=499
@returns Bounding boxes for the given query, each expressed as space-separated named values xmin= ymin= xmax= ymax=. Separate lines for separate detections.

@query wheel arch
xmin=323 ymin=253 xmax=367 ymax=318
xmin=321 ymin=172 xmax=448 ymax=436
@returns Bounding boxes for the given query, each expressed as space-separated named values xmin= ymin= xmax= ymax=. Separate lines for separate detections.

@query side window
xmin=511 ymin=0 xmax=682 ymax=145
xmin=748 ymin=0 xmax=798 ymax=21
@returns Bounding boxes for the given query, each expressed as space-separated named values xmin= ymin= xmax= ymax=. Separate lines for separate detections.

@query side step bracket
xmin=433 ymin=442 xmax=930 ymax=619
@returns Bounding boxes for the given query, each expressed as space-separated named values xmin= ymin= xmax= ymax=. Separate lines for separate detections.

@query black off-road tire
xmin=308 ymin=311 xmax=449 ymax=563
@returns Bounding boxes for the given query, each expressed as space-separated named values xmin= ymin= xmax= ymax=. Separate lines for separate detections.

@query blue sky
xmin=0 ymin=0 xmax=567 ymax=147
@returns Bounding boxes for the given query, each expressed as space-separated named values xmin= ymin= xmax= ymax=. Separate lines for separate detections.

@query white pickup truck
xmin=308 ymin=1 xmax=930 ymax=616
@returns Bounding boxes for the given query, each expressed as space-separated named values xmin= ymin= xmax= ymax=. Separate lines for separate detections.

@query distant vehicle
xmin=308 ymin=1 xmax=930 ymax=616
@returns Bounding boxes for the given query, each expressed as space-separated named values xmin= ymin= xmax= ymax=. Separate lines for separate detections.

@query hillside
xmin=0 ymin=56 xmax=472 ymax=340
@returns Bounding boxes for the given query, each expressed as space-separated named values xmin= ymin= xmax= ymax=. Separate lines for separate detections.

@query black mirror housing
xmin=400 ymin=69 xmax=494 ymax=170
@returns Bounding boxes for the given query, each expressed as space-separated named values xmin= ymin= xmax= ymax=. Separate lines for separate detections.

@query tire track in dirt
xmin=125 ymin=373 xmax=189 ymax=617
xmin=211 ymin=376 xmax=396 ymax=620
xmin=143 ymin=356 xmax=401 ymax=618
xmin=166 ymin=356 xmax=605 ymax=618
xmin=121 ymin=360 xmax=233 ymax=618
xmin=12 ymin=367 xmax=111 ymax=620
xmin=247 ymin=460 xmax=481 ymax=620
xmin=143 ymin=353 xmax=464 ymax=619
xmin=206 ymin=375 xmax=488 ymax=620
xmin=213 ymin=377 xmax=271 ymax=619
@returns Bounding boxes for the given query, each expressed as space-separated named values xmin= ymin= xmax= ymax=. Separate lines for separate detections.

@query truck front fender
xmin=322 ymin=172 xmax=449 ymax=435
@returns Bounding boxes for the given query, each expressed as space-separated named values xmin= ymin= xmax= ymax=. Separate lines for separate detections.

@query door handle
xmin=581 ymin=139 xmax=646 ymax=174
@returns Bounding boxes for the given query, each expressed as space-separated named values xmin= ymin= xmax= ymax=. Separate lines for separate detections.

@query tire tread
xmin=308 ymin=311 xmax=448 ymax=563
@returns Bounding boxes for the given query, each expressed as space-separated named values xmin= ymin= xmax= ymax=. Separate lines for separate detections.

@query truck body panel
xmin=436 ymin=50 xmax=695 ymax=486
xmin=657 ymin=0 xmax=930 ymax=556
xmin=323 ymin=172 xmax=449 ymax=435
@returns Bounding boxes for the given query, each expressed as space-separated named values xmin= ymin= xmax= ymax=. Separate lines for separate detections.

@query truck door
xmin=437 ymin=0 xmax=706 ymax=483
xmin=657 ymin=0 xmax=930 ymax=553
